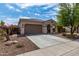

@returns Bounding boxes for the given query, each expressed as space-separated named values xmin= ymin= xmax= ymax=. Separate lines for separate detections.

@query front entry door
xmin=47 ymin=25 xmax=50 ymax=33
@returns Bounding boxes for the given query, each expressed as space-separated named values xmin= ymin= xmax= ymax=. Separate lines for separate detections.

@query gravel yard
xmin=0 ymin=35 xmax=39 ymax=56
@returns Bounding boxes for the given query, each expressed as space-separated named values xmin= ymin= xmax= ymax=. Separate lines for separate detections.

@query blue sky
xmin=0 ymin=3 xmax=59 ymax=25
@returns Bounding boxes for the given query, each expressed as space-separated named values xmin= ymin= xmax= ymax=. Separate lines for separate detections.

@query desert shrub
xmin=0 ymin=29 xmax=6 ymax=40
xmin=16 ymin=44 xmax=24 ymax=48
xmin=62 ymin=33 xmax=78 ymax=39
xmin=0 ymin=36 xmax=4 ymax=40
xmin=62 ymin=33 xmax=66 ymax=36
xmin=57 ymin=25 xmax=64 ymax=33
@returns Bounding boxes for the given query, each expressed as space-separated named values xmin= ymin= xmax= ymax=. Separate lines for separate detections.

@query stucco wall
xmin=19 ymin=19 xmax=56 ymax=35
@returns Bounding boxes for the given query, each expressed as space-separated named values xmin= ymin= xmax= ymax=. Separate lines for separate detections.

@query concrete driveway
xmin=27 ymin=34 xmax=71 ymax=48
xmin=17 ymin=34 xmax=79 ymax=56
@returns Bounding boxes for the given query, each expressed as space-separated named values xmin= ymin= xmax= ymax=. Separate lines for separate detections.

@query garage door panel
xmin=25 ymin=24 xmax=42 ymax=34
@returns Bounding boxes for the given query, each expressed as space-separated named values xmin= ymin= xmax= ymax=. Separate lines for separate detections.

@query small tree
xmin=0 ymin=20 xmax=10 ymax=41
xmin=57 ymin=3 xmax=79 ymax=37
xmin=0 ymin=20 xmax=5 ymax=26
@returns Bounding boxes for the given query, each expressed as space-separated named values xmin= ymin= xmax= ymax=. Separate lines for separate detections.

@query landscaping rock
xmin=4 ymin=40 xmax=18 ymax=46
xmin=11 ymin=34 xmax=17 ymax=37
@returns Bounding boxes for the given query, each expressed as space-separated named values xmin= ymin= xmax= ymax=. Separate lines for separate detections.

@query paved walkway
xmin=17 ymin=34 xmax=79 ymax=56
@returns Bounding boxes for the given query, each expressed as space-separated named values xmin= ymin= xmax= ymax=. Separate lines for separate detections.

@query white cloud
xmin=16 ymin=4 xmax=34 ymax=9
xmin=16 ymin=3 xmax=52 ymax=9
xmin=20 ymin=16 xmax=31 ymax=19
xmin=43 ymin=4 xmax=56 ymax=9
xmin=53 ymin=6 xmax=60 ymax=11
xmin=6 ymin=4 xmax=15 ymax=9
xmin=34 ymin=13 xmax=40 ymax=16
xmin=6 ymin=4 xmax=22 ymax=12
xmin=16 ymin=9 xmax=22 ymax=12
xmin=0 ymin=0 xmax=78 ymax=3
xmin=3 ymin=17 xmax=19 ymax=25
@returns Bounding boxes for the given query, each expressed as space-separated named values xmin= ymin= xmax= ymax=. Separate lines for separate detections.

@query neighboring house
xmin=18 ymin=18 xmax=57 ymax=35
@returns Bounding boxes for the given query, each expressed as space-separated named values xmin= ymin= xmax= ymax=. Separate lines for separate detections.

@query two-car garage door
xmin=25 ymin=24 xmax=42 ymax=34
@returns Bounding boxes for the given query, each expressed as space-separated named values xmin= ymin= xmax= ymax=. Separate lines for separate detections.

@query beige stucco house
xmin=18 ymin=18 xmax=57 ymax=35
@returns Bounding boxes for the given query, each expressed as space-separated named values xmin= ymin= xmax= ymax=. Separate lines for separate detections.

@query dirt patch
xmin=53 ymin=33 xmax=79 ymax=40
xmin=0 ymin=36 xmax=39 ymax=56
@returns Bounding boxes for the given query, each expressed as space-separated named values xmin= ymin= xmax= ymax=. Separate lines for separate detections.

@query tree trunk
xmin=5 ymin=34 xmax=10 ymax=41
xmin=70 ymin=26 xmax=77 ymax=38
xmin=70 ymin=26 xmax=74 ymax=37
xmin=4 ymin=33 xmax=10 ymax=41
